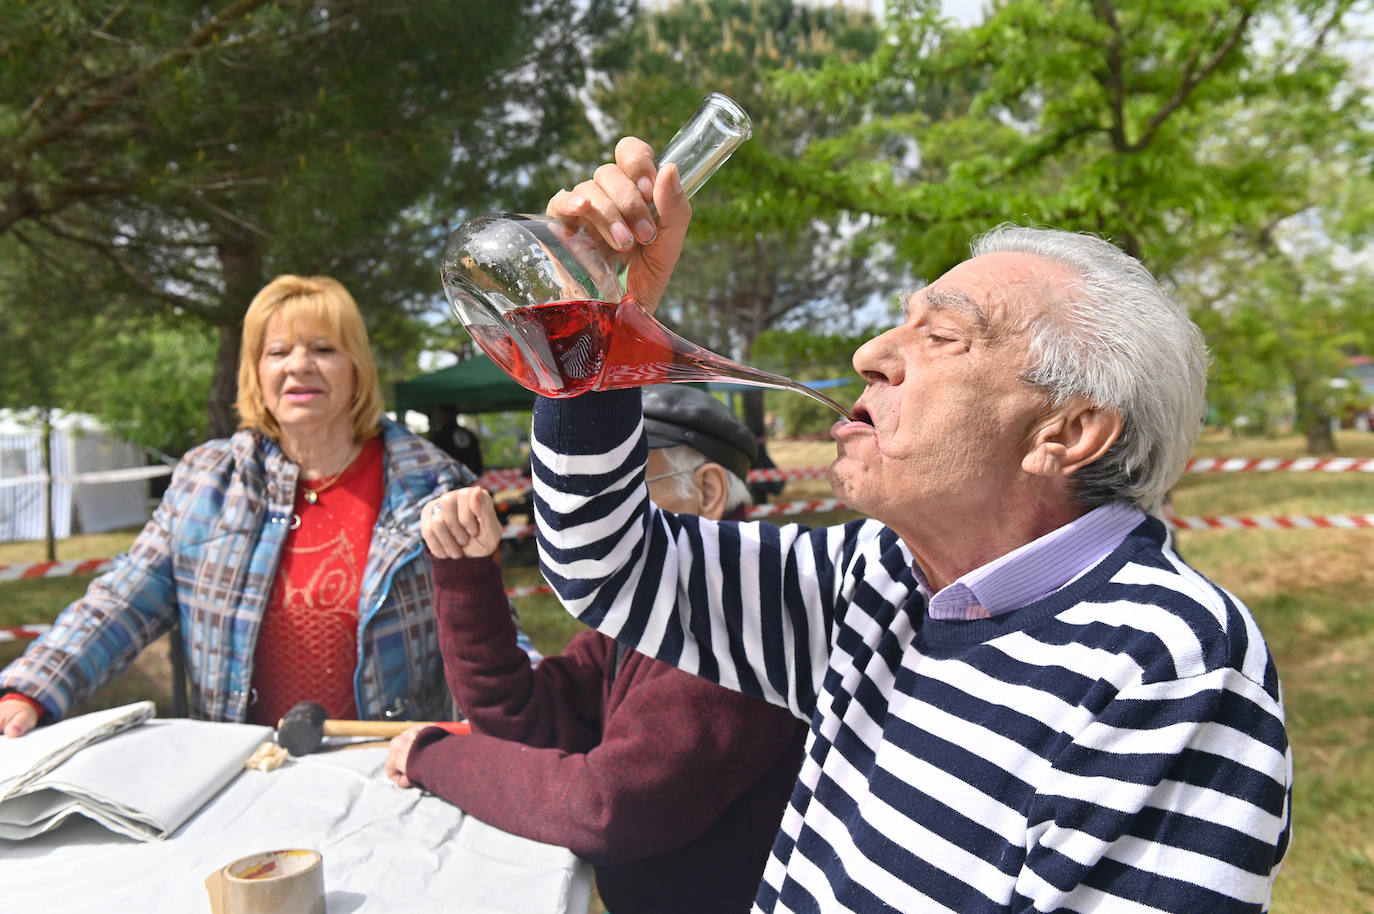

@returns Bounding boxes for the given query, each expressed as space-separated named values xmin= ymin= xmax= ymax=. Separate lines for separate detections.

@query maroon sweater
xmin=406 ymin=557 xmax=807 ymax=914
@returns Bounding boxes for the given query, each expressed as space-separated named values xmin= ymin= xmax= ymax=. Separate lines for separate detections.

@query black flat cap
xmin=642 ymin=384 xmax=757 ymax=483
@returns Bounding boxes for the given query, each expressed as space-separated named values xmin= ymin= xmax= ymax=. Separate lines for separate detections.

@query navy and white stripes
xmin=533 ymin=390 xmax=1291 ymax=913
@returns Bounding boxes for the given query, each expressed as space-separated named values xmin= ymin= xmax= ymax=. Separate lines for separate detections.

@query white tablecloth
xmin=0 ymin=735 xmax=592 ymax=914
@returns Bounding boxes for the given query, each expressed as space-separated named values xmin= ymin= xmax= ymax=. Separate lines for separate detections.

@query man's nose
xmin=853 ymin=327 xmax=902 ymax=385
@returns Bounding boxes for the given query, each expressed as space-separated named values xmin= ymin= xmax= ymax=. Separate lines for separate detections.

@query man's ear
xmin=693 ymin=462 xmax=731 ymax=522
xmin=1022 ymin=399 xmax=1122 ymax=478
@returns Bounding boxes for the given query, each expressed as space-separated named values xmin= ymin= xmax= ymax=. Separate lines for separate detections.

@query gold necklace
xmin=300 ymin=443 xmax=360 ymax=504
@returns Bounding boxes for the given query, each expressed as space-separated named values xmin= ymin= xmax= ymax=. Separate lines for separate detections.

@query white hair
xmin=653 ymin=444 xmax=754 ymax=514
xmin=969 ymin=225 xmax=1209 ymax=513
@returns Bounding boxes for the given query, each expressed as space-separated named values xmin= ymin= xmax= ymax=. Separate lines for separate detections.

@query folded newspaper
xmin=0 ymin=701 xmax=270 ymax=841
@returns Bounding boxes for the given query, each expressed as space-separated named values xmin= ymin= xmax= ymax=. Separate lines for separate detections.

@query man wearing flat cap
xmin=641 ymin=384 xmax=757 ymax=521
xmin=387 ymin=385 xmax=807 ymax=914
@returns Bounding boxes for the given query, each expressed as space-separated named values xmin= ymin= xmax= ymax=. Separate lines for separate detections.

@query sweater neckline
xmin=916 ymin=516 xmax=1167 ymax=647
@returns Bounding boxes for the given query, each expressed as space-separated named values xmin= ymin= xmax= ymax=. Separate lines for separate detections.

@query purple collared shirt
xmin=920 ymin=502 xmax=1147 ymax=620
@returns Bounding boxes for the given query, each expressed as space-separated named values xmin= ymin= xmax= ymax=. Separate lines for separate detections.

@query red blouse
xmin=248 ymin=437 xmax=384 ymax=727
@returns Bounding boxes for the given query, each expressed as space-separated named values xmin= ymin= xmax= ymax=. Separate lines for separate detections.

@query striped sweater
xmin=532 ymin=390 xmax=1292 ymax=914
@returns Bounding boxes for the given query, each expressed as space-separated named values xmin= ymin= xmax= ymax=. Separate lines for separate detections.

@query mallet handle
xmin=319 ymin=720 xmax=471 ymax=738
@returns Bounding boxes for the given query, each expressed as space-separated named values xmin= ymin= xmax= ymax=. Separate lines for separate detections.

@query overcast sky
xmin=941 ymin=0 xmax=987 ymax=25
xmin=842 ymin=1 xmax=987 ymax=24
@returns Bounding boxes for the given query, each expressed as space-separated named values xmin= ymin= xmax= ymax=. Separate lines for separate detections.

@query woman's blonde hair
xmin=235 ymin=275 xmax=383 ymax=441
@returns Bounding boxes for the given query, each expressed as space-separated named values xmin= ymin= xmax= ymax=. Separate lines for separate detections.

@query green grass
xmin=4 ymin=430 xmax=1374 ymax=910
xmin=1170 ymin=520 xmax=1374 ymax=911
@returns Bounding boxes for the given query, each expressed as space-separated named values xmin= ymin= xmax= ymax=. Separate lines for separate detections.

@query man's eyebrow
xmin=917 ymin=287 xmax=990 ymax=333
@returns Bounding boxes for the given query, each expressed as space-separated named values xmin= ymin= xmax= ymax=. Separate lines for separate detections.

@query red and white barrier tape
xmin=0 ymin=624 xmax=51 ymax=643
xmin=755 ymin=460 xmax=1374 ymax=477
xmin=0 ymin=558 xmax=113 ymax=582
xmin=746 ymin=467 xmax=830 ymax=481
xmin=1183 ymin=457 xmax=1374 ymax=473
xmin=746 ymin=498 xmax=848 ymax=518
xmin=1169 ymin=514 xmax=1374 ymax=530
xmin=505 ymin=585 xmax=553 ymax=599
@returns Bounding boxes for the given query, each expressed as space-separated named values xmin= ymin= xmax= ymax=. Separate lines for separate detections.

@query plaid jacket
xmin=0 ymin=418 xmax=529 ymax=723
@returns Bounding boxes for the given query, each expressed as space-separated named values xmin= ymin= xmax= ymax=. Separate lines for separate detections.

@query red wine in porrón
xmin=469 ymin=296 xmax=748 ymax=397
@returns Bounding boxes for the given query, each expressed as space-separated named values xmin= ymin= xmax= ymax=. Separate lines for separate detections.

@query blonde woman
xmin=1 ymin=275 xmax=537 ymax=737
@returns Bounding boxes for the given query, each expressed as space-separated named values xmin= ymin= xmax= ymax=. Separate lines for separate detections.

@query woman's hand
xmin=422 ymin=486 xmax=503 ymax=559
xmin=384 ymin=724 xmax=429 ymax=789
xmin=545 ymin=136 xmax=691 ymax=314
xmin=0 ymin=697 xmax=39 ymax=738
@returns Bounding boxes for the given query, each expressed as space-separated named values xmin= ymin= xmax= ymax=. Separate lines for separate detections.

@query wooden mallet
xmin=276 ymin=700 xmax=470 ymax=757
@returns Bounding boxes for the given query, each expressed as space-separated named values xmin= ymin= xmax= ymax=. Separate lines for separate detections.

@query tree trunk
xmin=207 ymin=326 xmax=242 ymax=439
xmin=1303 ymin=417 xmax=1337 ymax=455
xmin=207 ymin=236 xmax=263 ymax=438
xmin=1288 ymin=355 xmax=1338 ymax=456
xmin=732 ymin=272 xmax=770 ymax=442
xmin=739 ymin=388 xmax=766 ymax=439
xmin=1292 ymin=384 xmax=1337 ymax=455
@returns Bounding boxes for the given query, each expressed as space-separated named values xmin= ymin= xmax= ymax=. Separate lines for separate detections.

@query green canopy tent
xmin=393 ymin=354 xmax=536 ymax=417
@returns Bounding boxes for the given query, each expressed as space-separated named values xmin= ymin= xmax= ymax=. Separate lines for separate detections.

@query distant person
xmin=0 ymin=274 xmax=538 ymax=738
xmin=386 ymin=385 xmax=807 ymax=914
xmin=429 ymin=404 xmax=484 ymax=475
